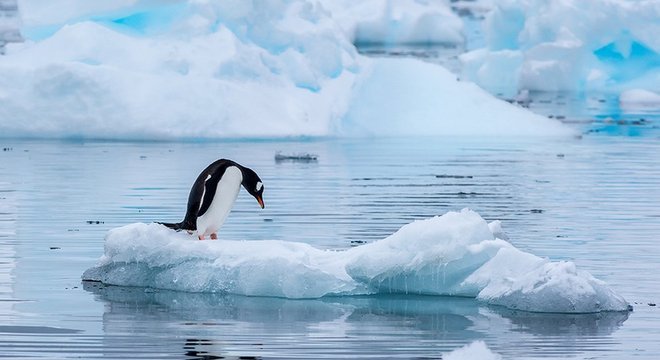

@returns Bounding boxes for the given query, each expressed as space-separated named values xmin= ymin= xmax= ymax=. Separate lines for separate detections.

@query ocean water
xmin=1 ymin=135 xmax=659 ymax=359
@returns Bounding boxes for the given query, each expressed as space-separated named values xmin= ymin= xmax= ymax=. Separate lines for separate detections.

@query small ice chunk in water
xmin=274 ymin=151 xmax=318 ymax=162
xmin=444 ymin=341 xmax=502 ymax=360
xmin=620 ymin=89 xmax=660 ymax=109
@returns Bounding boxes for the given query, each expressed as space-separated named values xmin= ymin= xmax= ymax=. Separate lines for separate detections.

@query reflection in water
xmin=0 ymin=178 xmax=17 ymax=322
xmin=84 ymin=282 xmax=628 ymax=359
xmin=183 ymin=338 xmax=261 ymax=360
xmin=499 ymin=308 xmax=629 ymax=337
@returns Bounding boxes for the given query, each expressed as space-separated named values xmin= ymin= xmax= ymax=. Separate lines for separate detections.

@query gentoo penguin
xmin=159 ymin=159 xmax=264 ymax=240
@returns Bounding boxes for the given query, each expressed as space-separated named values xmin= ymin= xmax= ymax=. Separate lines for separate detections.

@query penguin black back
xmin=158 ymin=159 xmax=264 ymax=232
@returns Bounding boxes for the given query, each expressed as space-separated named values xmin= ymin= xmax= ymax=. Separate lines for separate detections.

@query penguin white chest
xmin=196 ymin=166 xmax=242 ymax=236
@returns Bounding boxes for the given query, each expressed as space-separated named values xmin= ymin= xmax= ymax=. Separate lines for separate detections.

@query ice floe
xmin=83 ymin=209 xmax=629 ymax=313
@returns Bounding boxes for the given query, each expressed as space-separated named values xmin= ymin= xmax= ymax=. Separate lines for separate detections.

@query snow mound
xmin=461 ymin=0 xmax=660 ymax=95
xmin=0 ymin=0 xmax=570 ymax=139
xmin=341 ymin=58 xmax=571 ymax=136
xmin=83 ymin=209 xmax=629 ymax=313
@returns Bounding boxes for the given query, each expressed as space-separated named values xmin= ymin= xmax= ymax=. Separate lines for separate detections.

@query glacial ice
xmin=341 ymin=57 xmax=570 ymax=136
xmin=461 ymin=0 xmax=660 ymax=95
xmin=322 ymin=0 xmax=464 ymax=47
xmin=0 ymin=0 xmax=572 ymax=139
xmin=620 ymin=89 xmax=660 ymax=109
xmin=17 ymin=0 xmax=465 ymax=47
xmin=83 ymin=209 xmax=630 ymax=313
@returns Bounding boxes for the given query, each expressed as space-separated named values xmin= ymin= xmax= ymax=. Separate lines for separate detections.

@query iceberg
xmin=620 ymin=89 xmax=660 ymax=109
xmin=0 ymin=0 xmax=572 ymax=139
xmin=341 ymin=57 xmax=570 ymax=136
xmin=321 ymin=0 xmax=464 ymax=48
xmin=83 ymin=209 xmax=630 ymax=313
xmin=461 ymin=0 xmax=660 ymax=95
xmin=16 ymin=0 xmax=465 ymax=47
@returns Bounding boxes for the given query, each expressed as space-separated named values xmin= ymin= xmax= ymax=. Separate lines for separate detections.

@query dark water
xmin=1 ymin=136 xmax=659 ymax=358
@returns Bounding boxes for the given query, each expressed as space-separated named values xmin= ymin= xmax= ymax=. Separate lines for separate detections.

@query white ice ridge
xmin=83 ymin=209 xmax=629 ymax=313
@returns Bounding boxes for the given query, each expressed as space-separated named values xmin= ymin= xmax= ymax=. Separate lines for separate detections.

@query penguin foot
xmin=210 ymin=233 xmax=218 ymax=240
xmin=198 ymin=235 xmax=205 ymax=240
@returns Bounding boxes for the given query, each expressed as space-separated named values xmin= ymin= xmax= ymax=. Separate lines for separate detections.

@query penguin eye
xmin=256 ymin=182 xmax=263 ymax=192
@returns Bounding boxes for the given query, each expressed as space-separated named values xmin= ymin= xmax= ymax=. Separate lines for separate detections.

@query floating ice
xmin=341 ymin=58 xmax=571 ymax=136
xmin=620 ymin=89 xmax=660 ymax=109
xmin=0 ymin=0 xmax=571 ymax=139
xmin=1 ymin=0 xmax=360 ymax=139
xmin=83 ymin=209 xmax=629 ymax=313
xmin=322 ymin=0 xmax=464 ymax=47
xmin=461 ymin=0 xmax=660 ymax=95
xmin=274 ymin=151 xmax=318 ymax=162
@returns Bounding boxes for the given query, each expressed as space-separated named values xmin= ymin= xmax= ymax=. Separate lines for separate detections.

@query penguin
xmin=159 ymin=159 xmax=264 ymax=240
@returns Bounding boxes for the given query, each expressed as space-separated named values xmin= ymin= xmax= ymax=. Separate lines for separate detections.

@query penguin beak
xmin=256 ymin=196 xmax=265 ymax=209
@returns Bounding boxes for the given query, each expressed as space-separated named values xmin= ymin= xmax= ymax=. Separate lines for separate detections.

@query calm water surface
xmin=0 ymin=136 xmax=659 ymax=359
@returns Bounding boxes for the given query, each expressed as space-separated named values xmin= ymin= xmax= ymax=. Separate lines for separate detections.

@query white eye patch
xmin=205 ymin=174 xmax=212 ymax=181
xmin=256 ymin=182 xmax=263 ymax=191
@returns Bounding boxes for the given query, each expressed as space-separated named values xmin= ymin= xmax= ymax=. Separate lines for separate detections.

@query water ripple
xmin=0 ymin=137 xmax=658 ymax=358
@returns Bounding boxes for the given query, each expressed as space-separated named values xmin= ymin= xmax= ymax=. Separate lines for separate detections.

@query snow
xmin=443 ymin=341 xmax=501 ymax=360
xmin=0 ymin=0 xmax=572 ymax=139
xmin=461 ymin=0 xmax=660 ymax=96
xmin=341 ymin=57 xmax=570 ymax=136
xmin=83 ymin=209 xmax=630 ymax=313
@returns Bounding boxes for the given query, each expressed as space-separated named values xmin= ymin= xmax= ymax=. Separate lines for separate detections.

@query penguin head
xmin=241 ymin=166 xmax=265 ymax=209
